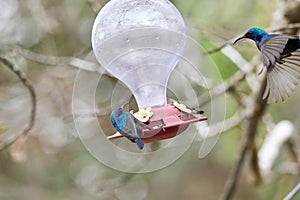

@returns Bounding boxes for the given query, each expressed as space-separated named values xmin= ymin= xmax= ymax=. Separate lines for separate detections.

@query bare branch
xmin=202 ymin=41 xmax=231 ymax=55
xmin=0 ymin=57 xmax=36 ymax=151
xmin=283 ymin=182 xmax=300 ymax=200
xmin=268 ymin=23 xmax=300 ymax=33
xmin=250 ymin=141 xmax=262 ymax=185
xmin=15 ymin=46 xmax=106 ymax=75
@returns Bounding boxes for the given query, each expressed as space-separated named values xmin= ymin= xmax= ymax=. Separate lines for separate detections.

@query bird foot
xmin=152 ymin=124 xmax=165 ymax=132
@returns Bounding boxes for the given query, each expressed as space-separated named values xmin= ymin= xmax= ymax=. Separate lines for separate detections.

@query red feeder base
xmin=107 ymin=105 xmax=208 ymax=143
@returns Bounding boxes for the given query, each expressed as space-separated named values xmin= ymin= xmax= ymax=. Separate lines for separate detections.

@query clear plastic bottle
xmin=92 ymin=0 xmax=186 ymax=109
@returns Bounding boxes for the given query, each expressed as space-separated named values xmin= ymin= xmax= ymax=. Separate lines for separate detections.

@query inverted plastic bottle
xmin=91 ymin=0 xmax=186 ymax=109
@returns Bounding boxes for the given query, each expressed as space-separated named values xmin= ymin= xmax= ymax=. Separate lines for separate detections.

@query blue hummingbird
xmin=234 ymin=27 xmax=300 ymax=103
xmin=110 ymin=103 xmax=162 ymax=150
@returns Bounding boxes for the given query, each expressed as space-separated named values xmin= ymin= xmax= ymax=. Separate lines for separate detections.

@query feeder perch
xmin=107 ymin=105 xmax=208 ymax=143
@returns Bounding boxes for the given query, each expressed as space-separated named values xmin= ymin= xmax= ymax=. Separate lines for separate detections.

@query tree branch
xmin=250 ymin=141 xmax=262 ymax=185
xmin=283 ymin=182 xmax=300 ymax=200
xmin=268 ymin=23 xmax=300 ymax=32
xmin=219 ymin=77 xmax=267 ymax=200
xmin=15 ymin=46 xmax=106 ymax=75
xmin=202 ymin=41 xmax=232 ymax=55
xmin=0 ymin=57 xmax=37 ymax=151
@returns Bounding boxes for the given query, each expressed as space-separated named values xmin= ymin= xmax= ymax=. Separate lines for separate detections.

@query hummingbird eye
xmin=245 ymin=32 xmax=251 ymax=38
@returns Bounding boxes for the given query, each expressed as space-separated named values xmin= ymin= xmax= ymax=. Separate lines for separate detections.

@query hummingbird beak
xmin=233 ymin=35 xmax=246 ymax=45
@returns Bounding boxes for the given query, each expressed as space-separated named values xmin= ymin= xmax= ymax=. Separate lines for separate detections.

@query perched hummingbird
xmin=234 ymin=27 xmax=300 ymax=103
xmin=110 ymin=103 xmax=161 ymax=150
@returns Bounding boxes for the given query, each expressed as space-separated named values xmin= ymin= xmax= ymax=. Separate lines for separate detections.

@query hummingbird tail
xmin=136 ymin=138 xmax=144 ymax=150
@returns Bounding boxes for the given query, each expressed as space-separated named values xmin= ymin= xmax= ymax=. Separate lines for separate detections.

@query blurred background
xmin=0 ymin=0 xmax=299 ymax=199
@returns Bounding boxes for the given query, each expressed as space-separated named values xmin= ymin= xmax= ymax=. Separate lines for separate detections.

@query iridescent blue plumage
xmin=234 ymin=27 xmax=300 ymax=103
xmin=110 ymin=110 xmax=130 ymax=131
xmin=110 ymin=104 xmax=162 ymax=150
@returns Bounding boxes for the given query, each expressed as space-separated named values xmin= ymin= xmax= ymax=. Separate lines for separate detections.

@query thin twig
xmin=15 ymin=46 xmax=106 ymax=75
xmin=268 ymin=23 xmax=300 ymax=32
xmin=202 ymin=41 xmax=231 ymax=55
xmin=0 ymin=57 xmax=36 ymax=151
xmin=283 ymin=182 xmax=300 ymax=200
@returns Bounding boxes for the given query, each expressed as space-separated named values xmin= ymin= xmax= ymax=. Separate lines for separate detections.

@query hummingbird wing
xmin=120 ymin=113 xmax=145 ymax=150
xmin=119 ymin=114 xmax=139 ymax=142
xmin=128 ymin=114 xmax=145 ymax=149
xmin=261 ymin=35 xmax=300 ymax=103
xmin=261 ymin=35 xmax=293 ymax=68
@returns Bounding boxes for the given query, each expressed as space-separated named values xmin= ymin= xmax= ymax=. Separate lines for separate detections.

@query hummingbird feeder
xmin=91 ymin=0 xmax=208 ymax=144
